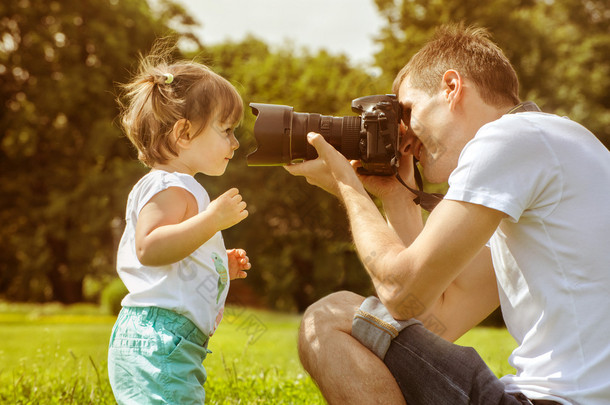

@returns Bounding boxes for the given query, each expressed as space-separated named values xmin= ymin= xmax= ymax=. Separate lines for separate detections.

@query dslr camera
xmin=247 ymin=94 xmax=402 ymax=175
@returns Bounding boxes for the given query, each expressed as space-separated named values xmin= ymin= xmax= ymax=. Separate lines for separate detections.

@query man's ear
xmin=442 ymin=70 xmax=463 ymax=110
xmin=172 ymin=119 xmax=192 ymax=149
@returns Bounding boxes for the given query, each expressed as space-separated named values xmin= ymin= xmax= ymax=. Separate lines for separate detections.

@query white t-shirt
xmin=116 ymin=170 xmax=229 ymax=337
xmin=445 ymin=112 xmax=610 ymax=404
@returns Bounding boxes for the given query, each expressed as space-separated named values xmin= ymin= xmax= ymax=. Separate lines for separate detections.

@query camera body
xmin=248 ymin=94 xmax=402 ymax=175
xmin=350 ymin=94 xmax=402 ymax=175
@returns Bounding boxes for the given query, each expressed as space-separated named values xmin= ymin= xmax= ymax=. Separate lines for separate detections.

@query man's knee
xmin=298 ymin=291 xmax=365 ymax=365
xmin=301 ymin=291 xmax=364 ymax=334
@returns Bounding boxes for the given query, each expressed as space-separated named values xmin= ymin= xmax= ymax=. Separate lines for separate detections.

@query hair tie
xmin=163 ymin=73 xmax=174 ymax=84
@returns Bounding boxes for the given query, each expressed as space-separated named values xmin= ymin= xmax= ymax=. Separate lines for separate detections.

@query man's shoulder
xmin=486 ymin=111 xmax=586 ymax=135
xmin=483 ymin=112 xmax=550 ymax=134
xmin=475 ymin=112 xmax=580 ymax=152
xmin=468 ymin=114 xmax=545 ymax=155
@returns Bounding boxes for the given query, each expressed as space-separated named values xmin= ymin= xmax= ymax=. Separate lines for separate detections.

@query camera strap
xmin=395 ymin=101 xmax=541 ymax=212
xmin=394 ymin=161 xmax=444 ymax=212
xmin=505 ymin=101 xmax=541 ymax=114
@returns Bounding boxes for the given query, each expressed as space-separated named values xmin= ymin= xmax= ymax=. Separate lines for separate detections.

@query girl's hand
xmin=227 ymin=248 xmax=251 ymax=280
xmin=207 ymin=188 xmax=248 ymax=231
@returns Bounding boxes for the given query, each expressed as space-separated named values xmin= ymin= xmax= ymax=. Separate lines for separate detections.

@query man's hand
xmin=352 ymin=129 xmax=421 ymax=200
xmin=285 ymin=132 xmax=364 ymax=195
xmin=284 ymin=156 xmax=340 ymax=196
xmin=351 ymin=160 xmax=410 ymax=200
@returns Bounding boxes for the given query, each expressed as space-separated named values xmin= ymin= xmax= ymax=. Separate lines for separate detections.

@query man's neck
xmin=463 ymin=98 xmax=510 ymax=138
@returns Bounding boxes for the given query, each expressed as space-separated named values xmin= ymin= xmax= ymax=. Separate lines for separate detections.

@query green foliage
xmin=0 ymin=0 xmax=385 ymax=309
xmin=99 ymin=278 xmax=127 ymax=316
xmin=0 ymin=0 xmax=195 ymax=302
xmin=373 ymin=0 xmax=610 ymax=146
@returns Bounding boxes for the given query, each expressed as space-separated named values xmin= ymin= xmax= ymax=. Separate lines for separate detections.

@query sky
xmin=175 ymin=0 xmax=386 ymax=65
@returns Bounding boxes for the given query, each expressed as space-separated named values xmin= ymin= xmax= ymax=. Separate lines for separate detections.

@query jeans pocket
xmin=161 ymin=338 xmax=208 ymax=403
xmin=167 ymin=337 xmax=208 ymax=372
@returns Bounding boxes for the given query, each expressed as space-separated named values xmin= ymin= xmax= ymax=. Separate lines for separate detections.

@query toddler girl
xmin=108 ymin=44 xmax=251 ymax=404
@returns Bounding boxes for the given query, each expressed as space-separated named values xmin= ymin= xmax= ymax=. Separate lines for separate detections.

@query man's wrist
xmin=381 ymin=187 xmax=420 ymax=211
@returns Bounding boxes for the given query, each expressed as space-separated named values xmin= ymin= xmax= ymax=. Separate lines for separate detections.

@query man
xmin=285 ymin=24 xmax=610 ymax=405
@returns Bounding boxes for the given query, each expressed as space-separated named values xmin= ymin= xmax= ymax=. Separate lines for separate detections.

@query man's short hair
xmin=393 ymin=23 xmax=520 ymax=107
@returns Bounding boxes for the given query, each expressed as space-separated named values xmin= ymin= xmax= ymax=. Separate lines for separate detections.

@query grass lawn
xmin=0 ymin=302 xmax=516 ymax=404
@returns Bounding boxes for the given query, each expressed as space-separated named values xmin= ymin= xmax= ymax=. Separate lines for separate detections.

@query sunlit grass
xmin=0 ymin=302 xmax=516 ymax=404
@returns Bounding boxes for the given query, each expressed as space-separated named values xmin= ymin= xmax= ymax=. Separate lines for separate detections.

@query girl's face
xmin=181 ymin=117 xmax=240 ymax=176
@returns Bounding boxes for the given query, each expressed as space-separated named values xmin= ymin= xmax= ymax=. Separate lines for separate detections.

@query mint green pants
xmin=108 ymin=307 xmax=210 ymax=405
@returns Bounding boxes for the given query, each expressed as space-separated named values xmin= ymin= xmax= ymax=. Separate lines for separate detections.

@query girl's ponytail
xmin=117 ymin=39 xmax=243 ymax=167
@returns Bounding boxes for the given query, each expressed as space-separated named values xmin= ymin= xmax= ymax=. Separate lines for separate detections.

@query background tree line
xmin=1 ymin=0 xmax=608 ymax=311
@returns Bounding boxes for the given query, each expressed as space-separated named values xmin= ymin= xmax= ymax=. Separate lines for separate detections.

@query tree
xmin=0 ymin=1 xmax=388 ymax=309
xmin=0 ymin=0 xmax=196 ymax=302
xmin=372 ymin=0 xmax=610 ymax=146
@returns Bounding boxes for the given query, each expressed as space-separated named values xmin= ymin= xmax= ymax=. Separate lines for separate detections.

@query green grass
xmin=0 ymin=302 xmax=517 ymax=404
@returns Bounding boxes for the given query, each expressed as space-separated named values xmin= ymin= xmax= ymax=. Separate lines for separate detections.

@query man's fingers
xmin=284 ymin=159 xmax=319 ymax=177
xmin=307 ymin=132 xmax=334 ymax=158
xmin=284 ymin=163 xmax=302 ymax=176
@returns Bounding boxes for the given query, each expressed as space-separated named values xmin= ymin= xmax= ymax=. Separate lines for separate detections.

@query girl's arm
xmin=135 ymin=187 xmax=247 ymax=266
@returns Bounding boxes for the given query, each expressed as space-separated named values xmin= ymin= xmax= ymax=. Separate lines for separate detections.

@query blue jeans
xmin=383 ymin=321 xmax=521 ymax=404
xmin=108 ymin=306 xmax=210 ymax=405
xmin=351 ymin=296 xmax=554 ymax=405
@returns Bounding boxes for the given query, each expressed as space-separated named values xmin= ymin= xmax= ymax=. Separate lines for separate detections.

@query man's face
xmin=397 ymin=77 xmax=460 ymax=183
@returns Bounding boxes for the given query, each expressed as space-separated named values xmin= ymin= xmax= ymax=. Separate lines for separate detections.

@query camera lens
xmin=248 ymin=103 xmax=362 ymax=165
xmin=292 ymin=113 xmax=361 ymax=161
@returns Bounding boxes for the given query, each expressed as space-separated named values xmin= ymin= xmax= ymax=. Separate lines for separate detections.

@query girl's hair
xmin=392 ymin=23 xmax=520 ymax=108
xmin=118 ymin=41 xmax=243 ymax=167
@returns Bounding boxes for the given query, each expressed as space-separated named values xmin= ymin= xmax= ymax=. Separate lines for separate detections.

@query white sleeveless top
xmin=117 ymin=170 xmax=229 ymax=336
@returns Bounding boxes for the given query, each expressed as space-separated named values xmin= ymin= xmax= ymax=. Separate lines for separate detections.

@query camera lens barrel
xmin=293 ymin=113 xmax=361 ymax=161
xmin=248 ymin=103 xmax=362 ymax=165
xmin=328 ymin=115 xmax=361 ymax=160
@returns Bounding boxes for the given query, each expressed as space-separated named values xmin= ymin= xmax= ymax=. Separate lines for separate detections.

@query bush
xmin=100 ymin=278 xmax=128 ymax=315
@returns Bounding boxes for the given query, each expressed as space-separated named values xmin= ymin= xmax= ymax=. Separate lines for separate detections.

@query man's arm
xmin=418 ymin=245 xmax=500 ymax=341
xmin=289 ymin=133 xmax=503 ymax=337
xmin=376 ymin=178 xmax=500 ymax=341
xmin=378 ymin=183 xmax=424 ymax=246
xmin=343 ymin=184 xmax=502 ymax=320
